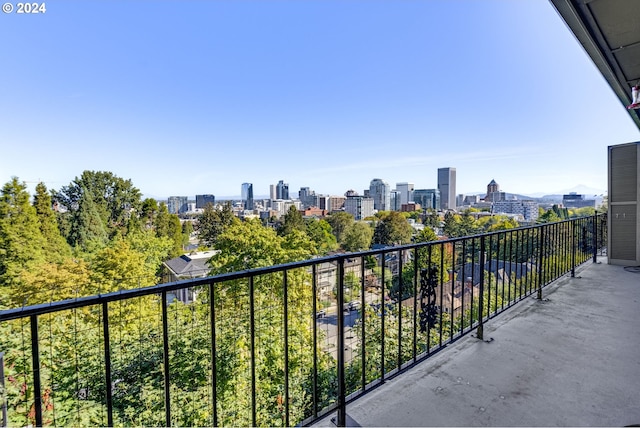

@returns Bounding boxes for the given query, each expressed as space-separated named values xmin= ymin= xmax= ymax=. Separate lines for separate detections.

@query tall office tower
xmin=437 ymin=167 xmax=456 ymax=210
xmin=298 ymin=187 xmax=316 ymax=208
xmin=276 ymin=180 xmax=289 ymax=200
xmin=389 ymin=190 xmax=401 ymax=211
xmin=241 ymin=183 xmax=254 ymax=210
xmin=413 ymin=189 xmax=440 ymax=210
xmin=396 ymin=182 xmax=415 ymax=206
xmin=369 ymin=178 xmax=391 ymax=211
xmin=167 ymin=196 xmax=188 ymax=214
xmin=270 ymin=184 xmax=277 ymax=200
xmin=195 ymin=194 xmax=215 ymax=209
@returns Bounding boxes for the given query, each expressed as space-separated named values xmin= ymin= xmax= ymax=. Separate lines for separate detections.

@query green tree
xmin=194 ymin=202 xmax=236 ymax=247
xmin=54 ymin=170 xmax=142 ymax=239
xmin=476 ymin=215 xmax=519 ymax=232
xmin=33 ymin=182 xmax=72 ymax=261
xmin=277 ymin=205 xmax=305 ymax=236
xmin=372 ymin=211 xmax=413 ymax=246
xmin=181 ymin=220 xmax=194 ymax=248
xmin=126 ymin=227 xmax=174 ymax=278
xmin=208 ymin=218 xmax=325 ymax=426
xmin=0 ymin=178 xmax=48 ymax=307
xmin=538 ymin=208 xmax=561 ymax=223
xmin=68 ymin=185 xmax=109 ymax=252
xmin=342 ymin=221 xmax=373 ymax=252
xmin=140 ymin=197 xmax=159 ymax=228
xmin=442 ymin=211 xmax=459 ymax=237
xmin=305 ymin=218 xmax=338 ymax=254
xmin=414 ymin=226 xmax=438 ymax=243
xmin=326 ymin=211 xmax=354 ymax=243
xmin=168 ymin=214 xmax=184 ymax=257
xmin=91 ymin=238 xmax=162 ymax=291
xmin=153 ymin=203 xmax=184 ymax=256
xmin=423 ymin=209 xmax=440 ymax=228
xmin=210 ymin=219 xmax=313 ymax=271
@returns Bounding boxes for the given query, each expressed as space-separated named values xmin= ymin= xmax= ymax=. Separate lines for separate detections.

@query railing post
xmin=209 ymin=282 xmax=218 ymax=428
xmin=161 ymin=292 xmax=171 ymax=428
xmin=397 ymin=250 xmax=403 ymax=371
xmin=592 ymin=213 xmax=598 ymax=263
xmin=537 ymin=227 xmax=545 ymax=300
xmin=30 ymin=315 xmax=43 ymax=427
xmin=249 ymin=277 xmax=257 ymax=427
xmin=336 ymin=258 xmax=346 ymax=427
xmin=311 ymin=266 xmax=319 ymax=419
xmin=571 ymin=220 xmax=576 ymax=278
xmin=102 ymin=303 xmax=113 ymax=427
xmin=0 ymin=352 xmax=6 ymax=428
xmin=476 ymin=237 xmax=485 ymax=340
xmin=283 ymin=271 xmax=290 ymax=428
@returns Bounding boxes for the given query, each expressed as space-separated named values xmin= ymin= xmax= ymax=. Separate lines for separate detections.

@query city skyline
xmin=2 ymin=1 xmax=639 ymax=199
xmin=171 ymin=176 xmax=603 ymax=202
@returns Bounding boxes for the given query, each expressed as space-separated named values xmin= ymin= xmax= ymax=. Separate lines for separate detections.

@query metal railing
xmin=0 ymin=214 xmax=607 ymax=427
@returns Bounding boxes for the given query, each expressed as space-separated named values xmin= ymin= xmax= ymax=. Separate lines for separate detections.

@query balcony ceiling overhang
xmin=550 ymin=0 xmax=640 ymax=129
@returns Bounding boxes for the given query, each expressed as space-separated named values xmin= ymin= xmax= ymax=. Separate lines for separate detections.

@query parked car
xmin=347 ymin=301 xmax=361 ymax=311
xmin=315 ymin=309 xmax=326 ymax=318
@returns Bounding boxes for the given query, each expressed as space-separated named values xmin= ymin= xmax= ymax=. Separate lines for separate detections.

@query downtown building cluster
xmin=165 ymin=166 xmax=597 ymax=224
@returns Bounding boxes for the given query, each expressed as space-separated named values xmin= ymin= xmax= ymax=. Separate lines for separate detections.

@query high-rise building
xmin=276 ymin=180 xmax=289 ymax=200
xmin=167 ymin=196 xmax=188 ymax=214
xmin=195 ymin=194 xmax=215 ymax=209
xmin=438 ymin=167 xmax=457 ymax=210
xmin=241 ymin=183 xmax=254 ymax=210
xmin=344 ymin=195 xmax=375 ymax=220
xmin=413 ymin=189 xmax=440 ymax=210
xmin=298 ymin=187 xmax=316 ymax=208
xmin=369 ymin=178 xmax=391 ymax=211
xmin=270 ymin=184 xmax=277 ymax=201
xmin=389 ymin=190 xmax=401 ymax=211
xmin=395 ymin=182 xmax=415 ymax=206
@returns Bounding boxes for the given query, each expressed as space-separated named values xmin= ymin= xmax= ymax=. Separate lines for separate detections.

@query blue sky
xmin=1 ymin=1 xmax=639 ymax=200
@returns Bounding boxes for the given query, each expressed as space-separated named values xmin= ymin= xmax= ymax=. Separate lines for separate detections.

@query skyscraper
xmin=437 ymin=167 xmax=456 ymax=210
xmin=369 ymin=178 xmax=391 ymax=211
xmin=395 ymin=182 xmax=415 ymax=206
xmin=413 ymin=189 xmax=440 ymax=210
xmin=276 ymin=180 xmax=289 ymax=200
xmin=298 ymin=187 xmax=316 ymax=208
xmin=241 ymin=183 xmax=254 ymax=210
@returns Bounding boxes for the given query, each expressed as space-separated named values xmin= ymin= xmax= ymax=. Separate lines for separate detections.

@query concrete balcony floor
xmin=316 ymin=258 xmax=640 ymax=427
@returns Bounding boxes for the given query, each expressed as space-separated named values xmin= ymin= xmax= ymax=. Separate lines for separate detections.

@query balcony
xmin=315 ymin=251 xmax=640 ymax=427
xmin=1 ymin=215 xmax=623 ymax=427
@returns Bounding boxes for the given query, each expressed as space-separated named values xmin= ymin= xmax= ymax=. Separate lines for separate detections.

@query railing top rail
xmin=0 ymin=214 xmax=605 ymax=322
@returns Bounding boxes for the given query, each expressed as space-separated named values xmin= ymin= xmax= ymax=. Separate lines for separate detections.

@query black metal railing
xmin=0 ymin=214 xmax=607 ymax=427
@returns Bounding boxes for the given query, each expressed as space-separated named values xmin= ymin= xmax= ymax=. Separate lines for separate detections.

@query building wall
xmin=493 ymin=200 xmax=539 ymax=221
xmin=369 ymin=178 xmax=391 ymax=211
xmin=396 ymin=182 xmax=414 ymax=206
xmin=344 ymin=196 xmax=374 ymax=220
xmin=276 ymin=180 xmax=289 ymax=200
xmin=195 ymin=194 xmax=215 ymax=209
xmin=562 ymin=193 xmax=596 ymax=208
xmin=438 ymin=167 xmax=456 ymax=210
xmin=168 ymin=196 xmax=188 ymax=214
xmin=241 ymin=183 xmax=254 ymax=210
